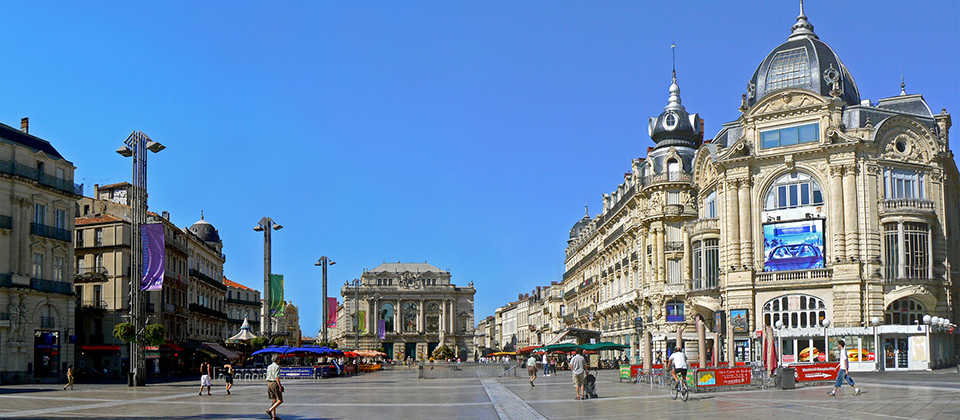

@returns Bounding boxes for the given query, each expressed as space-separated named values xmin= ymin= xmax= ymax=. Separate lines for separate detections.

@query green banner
xmin=270 ymin=274 xmax=284 ymax=317
xmin=357 ymin=310 xmax=366 ymax=334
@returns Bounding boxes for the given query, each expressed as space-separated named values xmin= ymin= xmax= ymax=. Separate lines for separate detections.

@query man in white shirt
xmin=526 ymin=354 xmax=538 ymax=387
xmin=668 ymin=346 xmax=688 ymax=385
xmin=829 ymin=339 xmax=861 ymax=397
xmin=570 ymin=349 xmax=587 ymax=400
xmin=265 ymin=355 xmax=284 ymax=420
xmin=542 ymin=353 xmax=550 ymax=376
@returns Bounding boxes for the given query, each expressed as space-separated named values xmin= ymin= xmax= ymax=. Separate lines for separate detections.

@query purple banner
xmin=377 ymin=320 xmax=386 ymax=340
xmin=140 ymin=223 xmax=165 ymax=291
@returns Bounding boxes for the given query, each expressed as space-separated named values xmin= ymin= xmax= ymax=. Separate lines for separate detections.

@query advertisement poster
xmin=696 ymin=367 xmax=751 ymax=387
xmin=269 ymin=274 xmax=284 ymax=316
xmin=794 ymin=363 xmax=839 ymax=382
xmin=762 ymin=219 xmax=825 ymax=272
xmin=730 ymin=309 xmax=749 ymax=333
xmin=326 ymin=297 xmax=338 ymax=328
xmin=140 ymin=223 xmax=165 ymax=291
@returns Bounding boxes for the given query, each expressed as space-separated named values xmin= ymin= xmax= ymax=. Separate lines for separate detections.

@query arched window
xmin=380 ymin=303 xmax=395 ymax=333
xmin=884 ymin=297 xmax=924 ymax=325
xmin=766 ymin=48 xmax=809 ymax=91
xmin=667 ymin=159 xmax=680 ymax=180
xmin=762 ymin=294 xmax=825 ymax=328
xmin=425 ymin=303 xmax=440 ymax=332
xmin=702 ymin=190 xmax=717 ymax=219
xmin=764 ymin=172 xmax=823 ymax=210
xmin=402 ymin=301 xmax=418 ymax=332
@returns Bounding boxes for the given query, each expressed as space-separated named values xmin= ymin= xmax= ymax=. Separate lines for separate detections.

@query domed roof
xmin=189 ymin=216 xmax=222 ymax=244
xmin=648 ymin=72 xmax=702 ymax=150
xmin=569 ymin=206 xmax=592 ymax=239
xmin=746 ymin=2 xmax=860 ymax=107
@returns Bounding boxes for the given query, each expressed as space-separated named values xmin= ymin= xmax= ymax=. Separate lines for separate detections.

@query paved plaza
xmin=1 ymin=368 xmax=960 ymax=419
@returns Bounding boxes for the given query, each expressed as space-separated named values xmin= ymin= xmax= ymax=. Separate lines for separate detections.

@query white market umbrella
xmin=228 ymin=317 xmax=258 ymax=341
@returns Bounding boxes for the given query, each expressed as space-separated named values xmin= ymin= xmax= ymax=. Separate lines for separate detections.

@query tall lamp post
xmin=116 ymin=131 xmax=165 ymax=387
xmin=315 ymin=256 xmax=335 ymax=344
xmin=774 ymin=320 xmax=784 ymax=367
xmin=346 ymin=278 xmax=361 ymax=350
xmin=254 ymin=218 xmax=283 ymax=337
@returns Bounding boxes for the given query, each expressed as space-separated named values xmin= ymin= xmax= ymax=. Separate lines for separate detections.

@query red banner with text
xmin=794 ymin=363 xmax=839 ymax=382
xmin=695 ymin=367 xmax=752 ymax=387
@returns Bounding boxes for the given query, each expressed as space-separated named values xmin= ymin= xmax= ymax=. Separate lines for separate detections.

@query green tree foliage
xmin=113 ymin=322 xmax=136 ymax=343
xmin=144 ymin=324 xmax=166 ymax=346
xmin=250 ymin=337 xmax=269 ymax=350
xmin=271 ymin=336 xmax=286 ymax=346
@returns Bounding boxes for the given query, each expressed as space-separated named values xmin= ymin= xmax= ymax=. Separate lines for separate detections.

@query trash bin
xmin=776 ymin=367 xmax=795 ymax=389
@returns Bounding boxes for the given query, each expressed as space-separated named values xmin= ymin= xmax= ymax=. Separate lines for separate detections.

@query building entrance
xmin=884 ymin=337 xmax=908 ymax=370
xmin=404 ymin=342 xmax=417 ymax=360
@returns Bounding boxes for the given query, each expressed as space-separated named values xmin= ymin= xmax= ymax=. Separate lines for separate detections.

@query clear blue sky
xmin=2 ymin=1 xmax=957 ymax=337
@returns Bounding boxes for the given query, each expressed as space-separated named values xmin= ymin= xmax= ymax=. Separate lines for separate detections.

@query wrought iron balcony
xmin=0 ymin=159 xmax=83 ymax=196
xmin=31 ymin=278 xmax=73 ymax=295
xmin=31 ymin=223 xmax=71 ymax=242
xmin=642 ymin=172 xmax=693 ymax=187
xmin=664 ymin=241 xmax=684 ymax=252
xmin=75 ymin=266 xmax=109 ymax=283
xmin=80 ymin=300 xmax=108 ymax=310
xmin=755 ymin=268 xmax=832 ymax=287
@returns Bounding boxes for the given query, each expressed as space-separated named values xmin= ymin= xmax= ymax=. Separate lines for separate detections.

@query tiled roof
xmin=75 ymin=215 xmax=123 ymax=225
xmin=224 ymin=277 xmax=256 ymax=292
xmin=0 ymin=121 xmax=67 ymax=161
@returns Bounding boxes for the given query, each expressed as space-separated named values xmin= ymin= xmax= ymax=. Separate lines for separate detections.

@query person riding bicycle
xmin=668 ymin=345 xmax=688 ymax=387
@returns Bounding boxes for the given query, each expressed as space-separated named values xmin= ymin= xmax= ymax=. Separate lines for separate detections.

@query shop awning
xmin=80 ymin=345 xmax=121 ymax=351
xmin=203 ymin=342 xmax=239 ymax=360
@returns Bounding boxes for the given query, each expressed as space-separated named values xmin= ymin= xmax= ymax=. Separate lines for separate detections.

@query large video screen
xmin=762 ymin=219 xmax=825 ymax=272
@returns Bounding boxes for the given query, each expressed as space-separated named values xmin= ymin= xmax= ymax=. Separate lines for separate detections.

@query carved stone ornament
xmin=753 ymin=91 xmax=817 ymax=115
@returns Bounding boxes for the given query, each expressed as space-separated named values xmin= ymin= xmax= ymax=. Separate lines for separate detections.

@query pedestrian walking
xmin=829 ymin=339 xmax=861 ymax=397
xmin=542 ymin=353 xmax=550 ymax=376
xmin=198 ymin=362 xmax=212 ymax=396
xmin=223 ymin=363 xmax=234 ymax=395
xmin=526 ymin=354 xmax=538 ymax=388
xmin=570 ymin=348 xmax=587 ymax=400
xmin=266 ymin=355 xmax=284 ymax=420
xmin=62 ymin=365 xmax=74 ymax=390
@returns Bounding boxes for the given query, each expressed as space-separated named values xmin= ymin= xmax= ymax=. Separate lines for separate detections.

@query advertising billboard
xmin=762 ymin=219 xmax=825 ymax=272
xmin=730 ymin=309 xmax=749 ymax=333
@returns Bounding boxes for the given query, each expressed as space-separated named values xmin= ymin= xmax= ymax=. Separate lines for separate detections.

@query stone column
xmin=643 ymin=228 xmax=652 ymax=285
xmin=829 ymin=165 xmax=846 ymax=260
xmin=727 ymin=313 xmax=735 ymax=368
xmin=371 ymin=298 xmax=378 ymax=336
xmin=419 ymin=299 xmax=425 ymax=333
xmin=643 ymin=329 xmax=652 ymax=373
xmin=725 ymin=180 xmax=741 ymax=269
xmin=738 ymin=178 xmax=753 ymax=269
xmin=396 ymin=300 xmax=402 ymax=334
xmin=843 ymin=164 xmax=859 ymax=259
xmin=655 ymin=227 xmax=665 ymax=284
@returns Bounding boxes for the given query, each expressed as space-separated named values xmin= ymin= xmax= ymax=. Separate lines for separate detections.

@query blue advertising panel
xmin=762 ymin=219 xmax=825 ymax=272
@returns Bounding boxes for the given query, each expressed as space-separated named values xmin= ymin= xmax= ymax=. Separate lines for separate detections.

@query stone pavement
xmin=0 ymin=368 xmax=959 ymax=419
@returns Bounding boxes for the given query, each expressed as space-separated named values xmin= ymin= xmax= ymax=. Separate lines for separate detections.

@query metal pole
xmin=127 ymin=132 xmax=148 ymax=387
xmin=355 ymin=279 xmax=360 ymax=350
xmin=322 ymin=257 xmax=328 ymax=344
xmin=263 ymin=220 xmax=271 ymax=337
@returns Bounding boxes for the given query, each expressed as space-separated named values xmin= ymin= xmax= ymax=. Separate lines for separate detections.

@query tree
xmin=144 ymin=324 xmax=166 ymax=346
xmin=271 ymin=336 xmax=286 ymax=346
xmin=251 ymin=337 xmax=269 ymax=350
xmin=113 ymin=322 xmax=136 ymax=343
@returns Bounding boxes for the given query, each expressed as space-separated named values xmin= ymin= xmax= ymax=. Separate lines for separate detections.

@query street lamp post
xmin=774 ymin=320 xmax=784 ymax=367
xmin=870 ymin=317 xmax=881 ymax=372
xmin=821 ymin=319 xmax=831 ymax=362
xmin=116 ymin=131 xmax=165 ymax=387
xmin=315 ymin=257 xmax=335 ymax=344
xmin=254 ymin=218 xmax=283 ymax=337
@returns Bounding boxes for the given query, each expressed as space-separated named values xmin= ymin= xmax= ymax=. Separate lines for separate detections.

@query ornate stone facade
xmin=334 ymin=262 xmax=475 ymax=361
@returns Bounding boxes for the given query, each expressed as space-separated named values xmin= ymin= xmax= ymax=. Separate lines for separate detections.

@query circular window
xmin=664 ymin=112 xmax=678 ymax=130
xmin=895 ymin=140 xmax=907 ymax=153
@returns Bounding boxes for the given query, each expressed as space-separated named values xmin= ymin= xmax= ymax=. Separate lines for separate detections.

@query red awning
xmin=80 ymin=345 xmax=121 ymax=351
xmin=518 ymin=345 xmax=542 ymax=354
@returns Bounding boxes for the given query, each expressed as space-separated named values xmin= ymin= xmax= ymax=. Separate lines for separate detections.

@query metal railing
xmin=642 ymin=172 xmax=694 ymax=186
xmin=30 ymin=223 xmax=71 ymax=242
xmin=664 ymin=241 xmax=684 ymax=252
xmin=0 ymin=159 xmax=83 ymax=195
xmin=31 ymin=278 xmax=73 ymax=295
xmin=81 ymin=300 xmax=108 ymax=309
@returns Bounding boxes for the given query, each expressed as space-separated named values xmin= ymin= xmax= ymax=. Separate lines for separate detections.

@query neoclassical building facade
xmin=334 ymin=262 xmax=475 ymax=361
xmin=558 ymin=6 xmax=957 ymax=371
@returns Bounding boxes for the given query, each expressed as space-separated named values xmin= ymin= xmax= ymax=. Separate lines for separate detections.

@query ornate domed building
xmin=561 ymin=3 xmax=957 ymax=372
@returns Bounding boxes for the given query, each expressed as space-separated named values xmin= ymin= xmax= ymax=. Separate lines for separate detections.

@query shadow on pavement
xmin=0 ymin=388 xmax=53 ymax=395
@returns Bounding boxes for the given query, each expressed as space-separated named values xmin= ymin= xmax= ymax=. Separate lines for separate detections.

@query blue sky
xmin=2 ymin=1 xmax=957 ymax=337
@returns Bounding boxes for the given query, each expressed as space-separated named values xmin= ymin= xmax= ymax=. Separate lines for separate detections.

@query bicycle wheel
xmin=680 ymin=384 xmax=689 ymax=401
xmin=671 ymin=382 xmax=679 ymax=400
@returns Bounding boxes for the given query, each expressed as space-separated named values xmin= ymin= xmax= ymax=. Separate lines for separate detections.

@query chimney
xmin=162 ymin=211 xmax=170 ymax=220
xmin=94 ymin=184 xmax=100 ymax=197
xmin=20 ymin=117 xmax=28 ymax=134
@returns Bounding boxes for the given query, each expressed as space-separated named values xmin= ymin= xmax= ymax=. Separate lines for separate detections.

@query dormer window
xmin=664 ymin=112 xmax=678 ymax=129
xmin=760 ymin=122 xmax=819 ymax=148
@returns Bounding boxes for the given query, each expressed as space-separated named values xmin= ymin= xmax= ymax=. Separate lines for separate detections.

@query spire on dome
xmin=900 ymin=74 xmax=907 ymax=96
xmin=665 ymin=43 xmax=684 ymax=112
xmin=788 ymin=0 xmax=818 ymax=41
xmin=584 ymin=204 xmax=589 ymax=218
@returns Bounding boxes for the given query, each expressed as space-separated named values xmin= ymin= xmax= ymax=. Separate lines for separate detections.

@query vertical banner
xmin=378 ymin=320 xmax=386 ymax=340
xmin=140 ymin=223 xmax=165 ymax=291
xmin=326 ymin=297 xmax=338 ymax=328
xmin=357 ymin=311 xmax=366 ymax=334
xmin=269 ymin=274 xmax=284 ymax=316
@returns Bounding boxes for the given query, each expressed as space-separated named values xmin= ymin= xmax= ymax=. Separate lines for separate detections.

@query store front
xmin=33 ymin=330 xmax=60 ymax=378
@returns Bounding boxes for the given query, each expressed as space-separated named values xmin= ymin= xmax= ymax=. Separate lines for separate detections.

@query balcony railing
xmin=0 ymin=215 xmax=11 ymax=230
xmin=31 ymin=278 xmax=73 ymax=295
xmin=80 ymin=300 xmax=108 ymax=310
xmin=31 ymin=223 xmax=71 ymax=242
xmin=642 ymin=172 xmax=693 ymax=187
xmin=227 ymin=297 xmax=260 ymax=306
xmin=189 ymin=303 xmax=228 ymax=320
xmin=880 ymin=199 xmax=935 ymax=215
xmin=755 ymin=268 xmax=833 ymax=283
xmin=691 ymin=218 xmax=719 ymax=236
xmin=0 ymin=159 xmax=83 ymax=196
xmin=190 ymin=269 xmax=227 ymax=291
xmin=75 ymin=266 xmax=109 ymax=283
xmin=691 ymin=278 xmax=719 ymax=291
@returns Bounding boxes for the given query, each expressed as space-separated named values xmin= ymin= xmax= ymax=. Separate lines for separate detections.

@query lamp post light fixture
xmin=116 ymin=131 xmax=164 ymax=387
xmin=315 ymin=256 xmax=335 ymax=344
xmin=254 ymin=217 xmax=283 ymax=337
